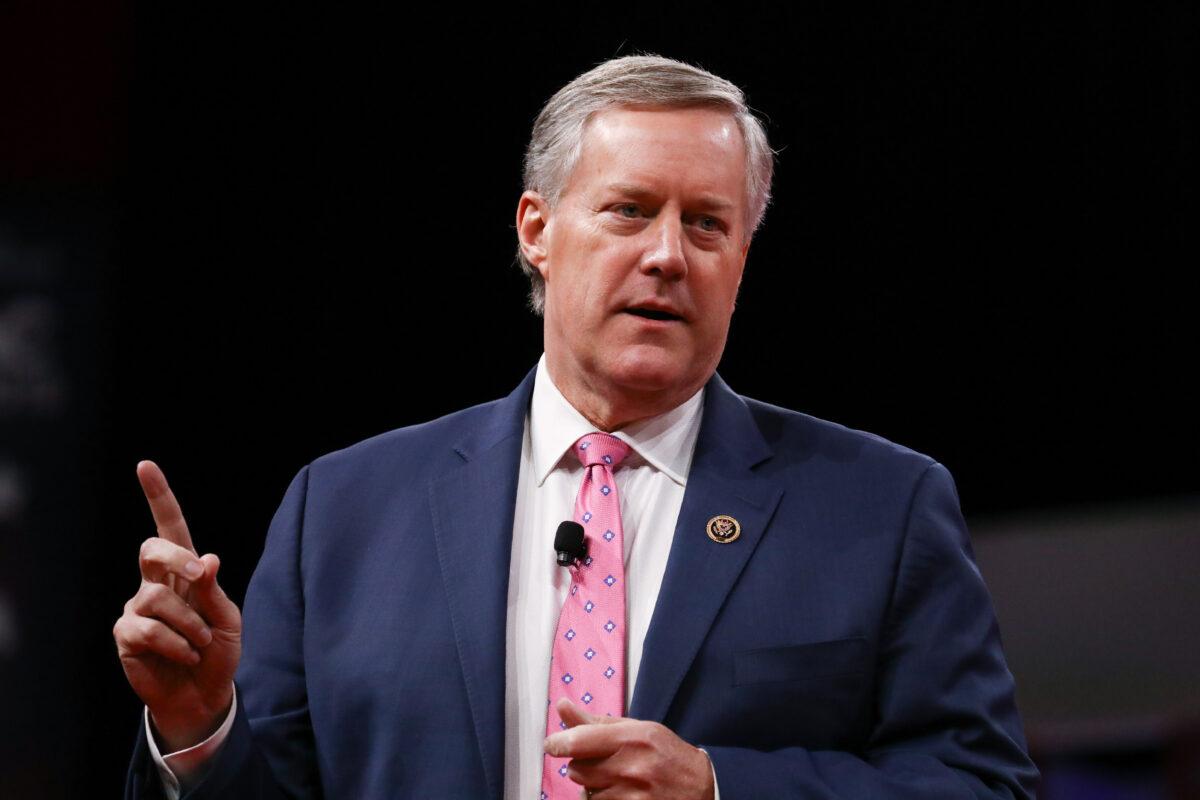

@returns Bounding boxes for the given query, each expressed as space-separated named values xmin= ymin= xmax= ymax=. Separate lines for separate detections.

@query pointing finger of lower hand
xmin=137 ymin=461 xmax=197 ymax=554
xmin=558 ymin=698 xmax=624 ymax=729
xmin=544 ymin=718 xmax=631 ymax=759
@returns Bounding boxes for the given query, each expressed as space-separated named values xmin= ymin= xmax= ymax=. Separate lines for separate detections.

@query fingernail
xmin=185 ymin=561 xmax=204 ymax=579
xmin=543 ymin=736 xmax=557 ymax=756
xmin=197 ymin=627 xmax=212 ymax=646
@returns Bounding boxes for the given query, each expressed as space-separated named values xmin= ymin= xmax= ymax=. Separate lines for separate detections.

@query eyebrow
xmin=601 ymin=183 xmax=736 ymax=213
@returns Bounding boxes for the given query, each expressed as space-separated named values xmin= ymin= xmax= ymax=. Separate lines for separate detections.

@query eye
xmin=613 ymin=203 xmax=642 ymax=218
xmin=695 ymin=215 xmax=724 ymax=233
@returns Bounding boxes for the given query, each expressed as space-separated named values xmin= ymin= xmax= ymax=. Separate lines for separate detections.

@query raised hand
xmin=113 ymin=461 xmax=243 ymax=752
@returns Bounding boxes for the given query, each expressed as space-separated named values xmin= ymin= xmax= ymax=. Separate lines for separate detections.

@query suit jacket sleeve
xmin=126 ymin=466 xmax=318 ymax=800
xmin=703 ymin=462 xmax=1039 ymax=799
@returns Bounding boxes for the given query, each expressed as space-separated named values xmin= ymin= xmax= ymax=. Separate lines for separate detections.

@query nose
xmin=639 ymin=215 xmax=688 ymax=280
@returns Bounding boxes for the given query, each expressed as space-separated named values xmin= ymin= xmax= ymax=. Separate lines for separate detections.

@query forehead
xmin=566 ymin=106 xmax=747 ymax=205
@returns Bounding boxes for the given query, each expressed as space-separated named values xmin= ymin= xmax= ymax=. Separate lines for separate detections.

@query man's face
xmin=529 ymin=106 xmax=751 ymax=416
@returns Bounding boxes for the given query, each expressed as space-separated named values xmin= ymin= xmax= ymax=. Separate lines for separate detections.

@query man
xmin=116 ymin=55 xmax=1039 ymax=798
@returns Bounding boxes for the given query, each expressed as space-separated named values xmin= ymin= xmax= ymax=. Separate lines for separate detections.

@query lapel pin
xmin=706 ymin=515 xmax=741 ymax=544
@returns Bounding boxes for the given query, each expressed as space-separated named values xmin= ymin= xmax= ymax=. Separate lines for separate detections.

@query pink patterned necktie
xmin=541 ymin=432 xmax=632 ymax=799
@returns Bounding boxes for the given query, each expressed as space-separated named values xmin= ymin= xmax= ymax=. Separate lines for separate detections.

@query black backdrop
xmin=0 ymin=3 xmax=1195 ymax=795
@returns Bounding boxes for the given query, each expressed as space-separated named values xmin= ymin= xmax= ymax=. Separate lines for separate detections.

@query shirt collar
xmin=530 ymin=353 xmax=705 ymax=488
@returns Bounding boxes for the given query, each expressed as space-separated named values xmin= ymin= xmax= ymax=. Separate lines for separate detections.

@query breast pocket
xmin=729 ymin=637 xmax=872 ymax=749
xmin=734 ymin=636 xmax=868 ymax=686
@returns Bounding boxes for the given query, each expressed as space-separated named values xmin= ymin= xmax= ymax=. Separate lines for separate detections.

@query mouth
xmin=623 ymin=307 xmax=685 ymax=322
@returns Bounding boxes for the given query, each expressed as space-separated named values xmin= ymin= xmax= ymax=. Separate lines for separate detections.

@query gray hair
xmin=517 ymin=54 xmax=775 ymax=314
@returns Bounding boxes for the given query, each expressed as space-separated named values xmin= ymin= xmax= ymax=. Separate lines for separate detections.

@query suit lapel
xmin=425 ymin=367 xmax=782 ymax=788
xmin=629 ymin=373 xmax=784 ymax=722
xmin=427 ymin=368 xmax=535 ymax=800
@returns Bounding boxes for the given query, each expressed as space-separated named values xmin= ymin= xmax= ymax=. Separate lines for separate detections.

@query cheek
xmin=699 ymin=275 xmax=741 ymax=316
xmin=570 ymin=259 xmax=627 ymax=318
xmin=550 ymin=274 xmax=607 ymax=340
xmin=694 ymin=274 xmax=741 ymax=342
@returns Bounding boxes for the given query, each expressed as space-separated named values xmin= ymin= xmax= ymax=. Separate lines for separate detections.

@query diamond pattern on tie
xmin=542 ymin=432 xmax=631 ymax=799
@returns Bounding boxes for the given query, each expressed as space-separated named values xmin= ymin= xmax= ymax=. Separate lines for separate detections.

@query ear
xmin=516 ymin=191 xmax=553 ymax=279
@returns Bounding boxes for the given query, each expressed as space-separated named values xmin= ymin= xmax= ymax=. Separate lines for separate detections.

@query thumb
xmin=190 ymin=554 xmax=240 ymax=632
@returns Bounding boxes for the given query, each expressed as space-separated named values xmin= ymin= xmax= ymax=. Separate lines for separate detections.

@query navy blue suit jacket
xmin=126 ymin=366 xmax=1038 ymax=798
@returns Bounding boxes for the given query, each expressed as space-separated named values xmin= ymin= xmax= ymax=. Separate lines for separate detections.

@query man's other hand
xmin=113 ymin=461 xmax=243 ymax=752
xmin=544 ymin=698 xmax=715 ymax=800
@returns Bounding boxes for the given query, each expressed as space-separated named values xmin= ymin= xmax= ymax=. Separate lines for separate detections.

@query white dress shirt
xmin=505 ymin=355 xmax=706 ymax=799
xmin=148 ymin=354 xmax=716 ymax=799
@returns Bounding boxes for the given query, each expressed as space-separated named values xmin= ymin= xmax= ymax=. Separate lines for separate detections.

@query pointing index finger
xmin=557 ymin=698 xmax=616 ymax=729
xmin=137 ymin=460 xmax=197 ymax=555
xmin=544 ymin=721 xmax=628 ymax=759
xmin=545 ymin=701 xmax=631 ymax=759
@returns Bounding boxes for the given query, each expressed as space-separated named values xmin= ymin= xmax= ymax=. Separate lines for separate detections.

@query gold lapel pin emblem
xmin=706 ymin=515 xmax=741 ymax=544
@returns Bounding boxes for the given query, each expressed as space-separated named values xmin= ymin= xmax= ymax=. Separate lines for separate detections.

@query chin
xmin=605 ymin=348 xmax=696 ymax=395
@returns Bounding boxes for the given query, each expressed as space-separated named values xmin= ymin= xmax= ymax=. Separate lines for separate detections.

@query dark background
xmin=1 ymin=2 xmax=1196 ymax=796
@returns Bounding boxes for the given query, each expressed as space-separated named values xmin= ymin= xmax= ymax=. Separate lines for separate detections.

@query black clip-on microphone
xmin=554 ymin=521 xmax=588 ymax=567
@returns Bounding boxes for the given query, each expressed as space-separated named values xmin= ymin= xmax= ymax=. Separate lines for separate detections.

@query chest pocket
xmin=734 ymin=636 xmax=868 ymax=686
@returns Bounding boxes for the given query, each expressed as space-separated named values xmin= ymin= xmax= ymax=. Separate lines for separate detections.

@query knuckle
xmin=182 ymin=608 xmax=204 ymax=632
xmin=636 ymin=722 xmax=671 ymax=753
xmin=624 ymin=722 xmax=654 ymax=749
xmin=623 ymin=760 xmax=653 ymax=786
xmin=142 ymin=582 xmax=170 ymax=604
xmin=113 ymin=624 xmax=135 ymax=655
xmin=130 ymin=586 xmax=154 ymax=614
xmin=128 ymin=593 xmax=147 ymax=616
xmin=133 ymin=616 xmax=159 ymax=645
xmin=139 ymin=537 xmax=158 ymax=562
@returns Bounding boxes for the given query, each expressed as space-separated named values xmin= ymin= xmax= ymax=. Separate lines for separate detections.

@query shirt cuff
xmin=697 ymin=747 xmax=720 ymax=800
xmin=144 ymin=688 xmax=238 ymax=800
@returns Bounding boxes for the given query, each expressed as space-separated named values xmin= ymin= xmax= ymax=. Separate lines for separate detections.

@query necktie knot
xmin=573 ymin=432 xmax=630 ymax=469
